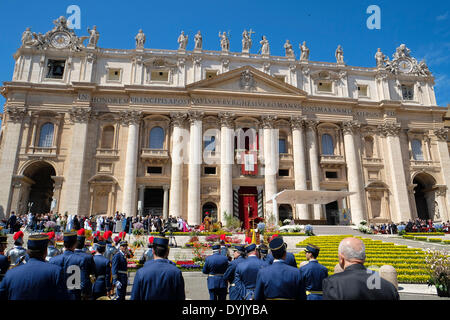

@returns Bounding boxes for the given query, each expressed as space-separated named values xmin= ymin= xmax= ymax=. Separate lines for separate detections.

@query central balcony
xmin=141 ymin=148 xmax=169 ymax=160
xmin=320 ymin=155 xmax=345 ymax=165
xmin=27 ymin=146 xmax=57 ymax=158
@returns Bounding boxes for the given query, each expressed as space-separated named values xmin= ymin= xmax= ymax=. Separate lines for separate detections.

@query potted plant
xmin=425 ymin=249 xmax=450 ymax=297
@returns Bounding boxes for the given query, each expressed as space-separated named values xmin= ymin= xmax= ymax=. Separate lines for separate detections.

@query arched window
xmin=279 ymin=138 xmax=287 ymax=154
xmin=38 ymin=122 xmax=54 ymax=147
xmin=149 ymin=126 xmax=165 ymax=149
xmin=205 ymin=135 xmax=216 ymax=152
xmin=321 ymin=134 xmax=334 ymax=155
xmin=412 ymin=139 xmax=424 ymax=161
xmin=364 ymin=136 xmax=374 ymax=158
xmin=101 ymin=126 xmax=115 ymax=149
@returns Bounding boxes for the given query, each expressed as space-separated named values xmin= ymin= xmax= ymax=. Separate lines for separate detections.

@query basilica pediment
xmin=186 ymin=66 xmax=307 ymax=97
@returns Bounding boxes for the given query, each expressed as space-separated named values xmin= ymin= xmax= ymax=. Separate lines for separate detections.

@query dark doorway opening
xmin=325 ymin=201 xmax=339 ymax=225
xmin=202 ymin=202 xmax=218 ymax=223
xmin=23 ymin=162 xmax=56 ymax=214
xmin=144 ymin=188 xmax=163 ymax=216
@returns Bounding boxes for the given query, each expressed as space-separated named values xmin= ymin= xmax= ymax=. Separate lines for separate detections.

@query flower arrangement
xmin=43 ymin=221 xmax=57 ymax=232
xmin=279 ymin=224 xmax=304 ymax=233
xmin=397 ymin=225 xmax=406 ymax=235
xmin=132 ymin=222 xmax=145 ymax=235
xmin=305 ymin=225 xmax=314 ymax=236
xmin=425 ymin=249 xmax=450 ymax=297
xmin=283 ymin=219 xmax=292 ymax=226
xmin=358 ymin=223 xmax=373 ymax=234
xmin=192 ymin=241 xmax=207 ymax=264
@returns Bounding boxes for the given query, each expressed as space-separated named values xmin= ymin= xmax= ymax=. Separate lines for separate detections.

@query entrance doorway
xmin=202 ymin=202 xmax=218 ymax=223
xmin=238 ymin=186 xmax=258 ymax=229
xmin=23 ymin=161 xmax=56 ymax=214
xmin=144 ymin=188 xmax=163 ymax=216
xmin=279 ymin=204 xmax=293 ymax=223
xmin=413 ymin=173 xmax=436 ymax=220
xmin=325 ymin=201 xmax=339 ymax=225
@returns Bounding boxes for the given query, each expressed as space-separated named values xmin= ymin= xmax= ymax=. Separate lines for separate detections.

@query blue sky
xmin=0 ymin=0 xmax=449 ymax=111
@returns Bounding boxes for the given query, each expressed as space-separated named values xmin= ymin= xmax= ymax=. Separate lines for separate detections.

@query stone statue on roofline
xmin=219 ymin=31 xmax=230 ymax=52
xmin=194 ymin=31 xmax=202 ymax=50
xmin=135 ymin=29 xmax=146 ymax=49
xmin=284 ymin=40 xmax=294 ymax=58
xmin=300 ymin=41 xmax=310 ymax=61
xmin=178 ymin=31 xmax=188 ymax=50
xmin=335 ymin=45 xmax=344 ymax=64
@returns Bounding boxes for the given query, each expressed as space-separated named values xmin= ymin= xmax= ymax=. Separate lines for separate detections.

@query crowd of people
xmin=2 ymin=211 xmax=191 ymax=235
xmin=369 ymin=218 xmax=450 ymax=234
xmin=0 ymin=230 xmax=400 ymax=301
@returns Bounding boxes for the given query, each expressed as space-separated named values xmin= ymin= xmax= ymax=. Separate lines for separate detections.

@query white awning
xmin=266 ymin=190 xmax=355 ymax=205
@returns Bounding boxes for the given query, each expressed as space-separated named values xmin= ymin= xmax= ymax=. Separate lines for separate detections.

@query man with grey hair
xmin=322 ymin=237 xmax=399 ymax=300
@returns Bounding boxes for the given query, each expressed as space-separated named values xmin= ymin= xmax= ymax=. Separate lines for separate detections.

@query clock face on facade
xmin=398 ymin=59 xmax=412 ymax=73
xmin=50 ymin=32 xmax=71 ymax=49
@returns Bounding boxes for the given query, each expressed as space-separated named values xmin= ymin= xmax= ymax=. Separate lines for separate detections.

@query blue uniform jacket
xmin=131 ymin=259 xmax=185 ymax=300
xmin=0 ymin=258 xmax=68 ymax=300
xmin=265 ymin=252 xmax=297 ymax=268
xmin=111 ymin=251 xmax=128 ymax=285
xmin=254 ymin=260 xmax=306 ymax=300
xmin=49 ymin=250 xmax=86 ymax=299
xmin=93 ymin=254 xmax=112 ymax=295
xmin=74 ymin=249 xmax=96 ymax=296
xmin=0 ymin=254 xmax=10 ymax=282
xmin=202 ymin=252 xmax=229 ymax=290
xmin=223 ymin=256 xmax=245 ymax=300
xmin=299 ymin=260 xmax=328 ymax=300
xmin=235 ymin=255 xmax=266 ymax=299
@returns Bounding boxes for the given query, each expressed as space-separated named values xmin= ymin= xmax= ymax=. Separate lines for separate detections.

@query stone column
xmin=305 ymin=120 xmax=322 ymax=220
xmin=51 ymin=176 xmax=64 ymax=213
xmin=219 ymin=112 xmax=235 ymax=225
xmin=62 ymin=107 xmax=91 ymax=215
xmin=379 ymin=122 xmax=411 ymax=223
xmin=163 ymin=184 xmax=170 ymax=219
xmin=342 ymin=121 xmax=367 ymax=225
xmin=138 ymin=185 xmax=145 ymax=216
xmin=435 ymin=186 xmax=449 ymax=222
xmin=262 ymin=115 xmax=278 ymax=223
xmin=434 ymin=128 xmax=450 ymax=220
xmin=0 ymin=106 xmax=27 ymax=219
xmin=187 ymin=111 xmax=204 ymax=225
xmin=290 ymin=116 xmax=308 ymax=219
xmin=120 ymin=110 xmax=142 ymax=217
xmin=169 ymin=112 xmax=187 ymax=218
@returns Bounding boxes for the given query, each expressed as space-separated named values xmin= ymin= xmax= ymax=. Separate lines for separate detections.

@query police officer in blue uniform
xmin=265 ymin=235 xmax=297 ymax=268
xmin=234 ymin=243 xmax=267 ymax=300
xmin=254 ymin=237 xmax=306 ymax=300
xmin=131 ymin=236 xmax=185 ymax=300
xmin=45 ymin=231 xmax=61 ymax=261
xmin=0 ymin=235 xmax=10 ymax=283
xmin=299 ymin=244 xmax=328 ymax=300
xmin=257 ymin=244 xmax=270 ymax=264
xmin=112 ymin=240 xmax=129 ymax=300
xmin=0 ymin=234 xmax=68 ymax=300
xmin=223 ymin=244 xmax=246 ymax=300
xmin=49 ymin=232 xmax=86 ymax=300
xmin=92 ymin=240 xmax=112 ymax=300
xmin=202 ymin=243 xmax=229 ymax=300
xmin=103 ymin=231 xmax=118 ymax=261
xmin=74 ymin=228 xmax=96 ymax=300
xmin=139 ymin=236 xmax=154 ymax=264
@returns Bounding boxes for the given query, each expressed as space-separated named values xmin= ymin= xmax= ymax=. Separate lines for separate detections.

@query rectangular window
xmin=147 ymin=167 xmax=162 ymax=174
xmin=358 ymin=85 xmax=368 ymax=97
xmin=150 ymin=70 xmax=169 ymax=82
xmin=279 ymin=139 xmax=287 ymax=154
xmin=278 ymin=169 xmax=289 ymax=177
xmin=46 ymin=59 xmax=66 ymax=79
xmin=318 ymin=81 xmax=332 ymax=92
xmin=205 ymin=70 xmax=218 ymax=80
xmin=325 ymin=171 xmax=338 ymax=179
xmin=401 ymin=85 xmax=414 ymax=100
xmin=204 ymin=167 xmax=216 ymax=175
xmin=107 ymin=68 xmax=121 ymax=81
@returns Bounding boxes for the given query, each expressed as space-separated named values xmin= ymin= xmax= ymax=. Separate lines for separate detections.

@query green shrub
xmin=443 ymin=240 xmax=450 ymax=245
xmin=414 ymin=236 xmax=427 ymax=241
xmin=428 ymin=238 xmax=442 ymax=243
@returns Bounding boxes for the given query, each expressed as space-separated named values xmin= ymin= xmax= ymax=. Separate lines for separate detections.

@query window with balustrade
xmin=149 ymin=126 xmax=165 ymax=149
xmin=101 ymin=125 xmax=115 ymax=149
xmin=321 ymin=134 xmax=334 ymax=155
xmin=38 ymin=122 xmax=54 ymax=147
xmin=411 ymin=139 xmax=424 ymax=161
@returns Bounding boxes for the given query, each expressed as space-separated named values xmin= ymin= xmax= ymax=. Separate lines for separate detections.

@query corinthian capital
xmin=342 ymin=120 xmax=361 ymax=135
xmin=261 ymin=115 xmax=277 ymax=129
xmin=290 ymin=116 xmax=304 ymax=130
xmin=119 ymin=110 xmax=142 ymax=126
xmin=433 ymin=128 xmax=448 ymax=141
xmin=69 ymin=107 xmax=91 ymax=123
xmin=378 ymin=122 xmax=401 ymax=137
xmin=6 ymin=106 xmax=28 ymax=123
xmin=170 ymin=112 xmax=187 ymax=127
xmin=219 ymin=112 xmax=235 ymax=128
xmin=188 ymin=110 xmax=204 ymax=124
xmin=305 ymin=119 xmax=319 ymax=131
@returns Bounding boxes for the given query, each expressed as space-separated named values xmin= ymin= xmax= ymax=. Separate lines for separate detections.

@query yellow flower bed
xmin=295 ymin=235 xmax=431 ymax=284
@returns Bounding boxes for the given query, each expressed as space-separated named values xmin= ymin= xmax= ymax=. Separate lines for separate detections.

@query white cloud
xmin=436 ymin=12 xmax=449 ymax=21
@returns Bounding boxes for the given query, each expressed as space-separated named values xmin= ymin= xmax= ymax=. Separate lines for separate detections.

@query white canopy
xmin=266 ymin=190 xmax=355 ymax=205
